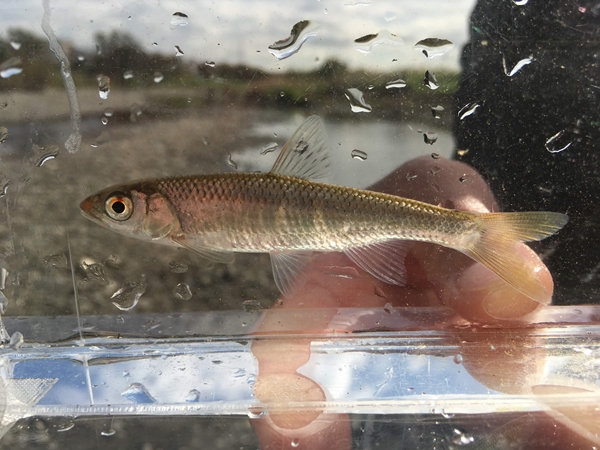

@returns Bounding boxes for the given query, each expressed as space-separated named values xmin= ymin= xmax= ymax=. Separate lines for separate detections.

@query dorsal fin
xmin=269 ymin=116 xmax=332 ymax=180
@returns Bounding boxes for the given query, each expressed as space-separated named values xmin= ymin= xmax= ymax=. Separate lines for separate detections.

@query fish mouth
xmin=79 ymin=198 xmax=98 ymax=221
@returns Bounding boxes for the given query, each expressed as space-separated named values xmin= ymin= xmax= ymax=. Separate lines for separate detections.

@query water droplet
xmin=77 ymin=54 xmax=85 ymax=61
xmin=173 ymin=282 xmax=192 ymax=301
xmin=414 ymin=38 xmax=454 ymax=58
xmin=9 ymin=331 xmax=23 ymax=349
xmin=458 ymin=102 xmax=480 ymax=120
xmin=383 ymin=302 xmax=393 ymax=314
xmin=170 ymin=11 xmax=189 ymax=28
xmin=351 ymin=149 xmax=368 ymax=161
xmin=406 ymin=173 xmax=417 ymax=181
xmin=101 ymin=429 xmax=116 ymax=437
xmin=423 ymin=132 xmax=438 ymax=145
xmin=103 ymin=108 xmax=114 ymax=118
xmin=205 ymin=61 xmax=216 ymax=68
xmin=185 ymin=389 xmax=201 ymax=402
xmin=502 ymin=55 xmax=533 ymax=77
xmin=82 ymin=261 xmax=109 ymax=285
xmin=153 ymin=71 xmax=164 ymax=83
xmin=0 ymin=127 xmax=8 ymax=144
xmin=123 ymin=70 xmax=134 ymax=80
xmin=248 ymin=407 xmax=268 ymax=419
xmin=291 ymin=438 xmax=301 ymax=448
xmin=130 ymin=103 xmax=142 ymax=122
xmin=453 ymin=354 xmax=463 ymax=364
xmin=354 ymin=29 xmax=404 ymax=54
xmin=9 ymin=41 xmax=21 ymax=50
xmin=111 ymin=274 xmax=147 ymax=311
xmin=545 ymin=130 xmax=573 ymax=153
xmin=373 ymin=286 xmax=387 ymax=298
xmin=268 ymin=20 xmax=318 ymax=60
xmin=423 ymin=71 xmax=439 ymax=90
xmin=169 ymin=261 xmax=188 ymax=273
xmin=459 ymin=175 xmax=468 ymax=183
xmin=97 ymin=75 xmax=110 ymax=99
xmin=452 ymin=428 xmax=474 ymax=445
xmin=227 ymin=154 xmax=238 ymax=170
xmin=242 ymin=299 xmax=263 ymax=313
xmin=260 ymin=142 xmax=278 ymax=155
xmin=101 ymin=116 xmax=109 ymax=125
xmin=33 ymin=144 xmax=59 ymax=167
xmin=345 ymin=88 xmax=372 ymax=113
xmin=56 ymin=422 xmax=75 ymax=433
xmin=121 ymin=382 xmax=156 ymax=403
xmin=383 ymin=11 xmax=396 ymax=22
xmin=175 ymin=45 xmax=184 ymax=56
xmin=0 ymin=57 xmax=22 ymax=78
xmin=431 ymin=153 xmax=440 ymax=159
xmin=385 ymin=78 xmax=406 ymax=89
xmin=344 ymin=0 xmax=371 ymax=6
xmin=431 ymin=105 xmax=444 ymax=119
xmin=441 ymin=409 xmax=455 ymax=419
xmin=457 ymin=148 xmax=469 ymax=157
xmin=42 ymin=254 xmax=68 ymax=267
xmin=513 ymin=0 xmax=528 ymax=4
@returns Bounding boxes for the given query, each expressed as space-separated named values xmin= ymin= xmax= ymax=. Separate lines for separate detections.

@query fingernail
xmin=482 ymin=284 xmax=540 ymax=320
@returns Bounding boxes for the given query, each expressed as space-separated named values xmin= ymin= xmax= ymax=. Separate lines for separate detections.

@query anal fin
xmin=343 ymin=240 xmax=409 ymax=286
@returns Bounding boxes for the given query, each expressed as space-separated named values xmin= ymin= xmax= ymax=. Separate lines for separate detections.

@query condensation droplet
xmin=9 ymin=41 xmax=21 ymax=50
xmin=344 ymin=0 xmax=371 ymax=5
xmin=383 ymin=11 xmax=396 ymax=22
xmin=441 ymin=410 xmax=455 ymax=419
xmin=248 ymin=407 xmax=268 ymax=419
xmin=170 ymin=12 xmax=189 ymax=28
xmin=373 ymin=286 xmax=387 ymax=298
xmin=56 ymin=422 xmax=75 ymax=433
xmin=101 ymin=429 xmax=116 ymax=437
xmin=513 ymin=0 xmax=528 ymax=5
xmin=185 ymin=389 xmax=201 ymax=402
xmin=169 ymin=261 xmax=189 ymax=273
xmin=111 ymin=274 xmax=147 ymax=311
xmin=431 ymin=153 xmax=440 ymax=159
xmin=414 ymin=38 xmax=454 ymax=58
xmin=383 ymin=302 xmax=393 ymax=314
xmin=42 ymin=254 xmax=68 ymax=267
xmin=33 ymin=144 xmax=59 ymax=167
xmin=345 ymin=88 xmax=372 ymax=113
xmin=385 ymin=78 xmax=406 ymax=89
xmin=406 ymin=173 xmax=417 ymax=181
xmin=205 ymin=61 xmax=216 ymax=68
xmin=423 ymin=132 xmax=438 ymax=145
xmin=101 ymin=117 xmax=109 ymax=125
xmin=227 ymin=154 xmax=238 ymax=170
xmin=291 ymin=438 xmax=301 ymax=448
xmin=502 ymin=55 xmax=533 ymax=77
xmin=82 ymin=261 xmax=109 ymax=285
xmin=269 ymin=20 xmax=318 ymax=60
xmin=0 ymin=57 xmax=23 ymax=79
xmin=173 ymin=282 xmax=192 ymax=301
xmin=121 ymin=382 xmax=156 ymax=403
xmin=453 ymin=354 xmax=463 ymax=364
xmin=545 ymin=130 xmax=573 ymax=153
xmin=97 ymin=74 xmax=110 ymax=99
xmin=351 ymin=149 xmax=368 ymax=161
xmin=154 ymin=72 xmax=164 ymax=83
xmin=459 ymin=175 xmax=468 ymax=183
xmin=130 ymin=103 xmax=142 ymax=122
xmin=123 ymin=70 xmax=134 ymax=80
xmin=354 ymin=29 xmax=404 ymax=54
xmin=0 ymin=127 xmax=8 ymax=144
xmin=0 ymin=290 xmax=8 ymax=314
xmin=452 ymin=428 xmax=474 ymax=445
xmin=423 ymin=71 xmax=439 ymax=90
xmin=175 ymin=45 xmax=184 ymax=56
xmin=457 ymin=149 xmax=469 ymax=157
xmin=260 ymin=142 xmax=278 ymax=155
xmin=9 ymin=331 xmax=23 ymax=349
xmin=103 ymin=108 xmax=114 ymax=117
xmin=242 ymin=299 xmax=263 ymax=313
xmin=431 ymin=105 xmax=444 ymax=119
xmin=458 ymin=102 xmax=480 ymax=120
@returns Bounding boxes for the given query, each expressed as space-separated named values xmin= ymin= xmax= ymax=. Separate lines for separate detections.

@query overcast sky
xmin=1 ymin=0 xmax=477 ymax=72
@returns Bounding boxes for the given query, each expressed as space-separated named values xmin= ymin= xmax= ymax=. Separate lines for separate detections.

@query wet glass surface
xmin=0 ymin=0 xmax=599 ymax=448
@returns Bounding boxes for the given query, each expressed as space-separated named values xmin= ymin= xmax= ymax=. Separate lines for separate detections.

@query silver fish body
xmin=81 ymin=116 xmax=568 ymax=301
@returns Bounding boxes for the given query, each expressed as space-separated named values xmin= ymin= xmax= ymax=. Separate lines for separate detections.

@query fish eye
xmin=105 ymin=194 xmax=133 ymax=221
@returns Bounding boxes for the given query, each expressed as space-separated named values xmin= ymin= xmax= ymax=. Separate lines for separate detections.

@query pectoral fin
xmin=172 ymin=235 xmax=235 ymax=264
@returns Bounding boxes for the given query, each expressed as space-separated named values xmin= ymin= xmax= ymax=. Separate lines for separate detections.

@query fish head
xmin=80 ymin=182 xmax=179 ymax=242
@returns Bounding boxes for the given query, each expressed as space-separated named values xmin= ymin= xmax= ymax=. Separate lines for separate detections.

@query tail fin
xmin=463 ymin=212 xmax=569 ymax=304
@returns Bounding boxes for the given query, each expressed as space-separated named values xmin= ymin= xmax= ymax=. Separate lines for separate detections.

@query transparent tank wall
xmin=0 ymin=0 xmax=599 ymax=449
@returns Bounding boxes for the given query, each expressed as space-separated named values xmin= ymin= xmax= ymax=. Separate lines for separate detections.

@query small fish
xmin=80 ymin=117 xmax=568 ymax=300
